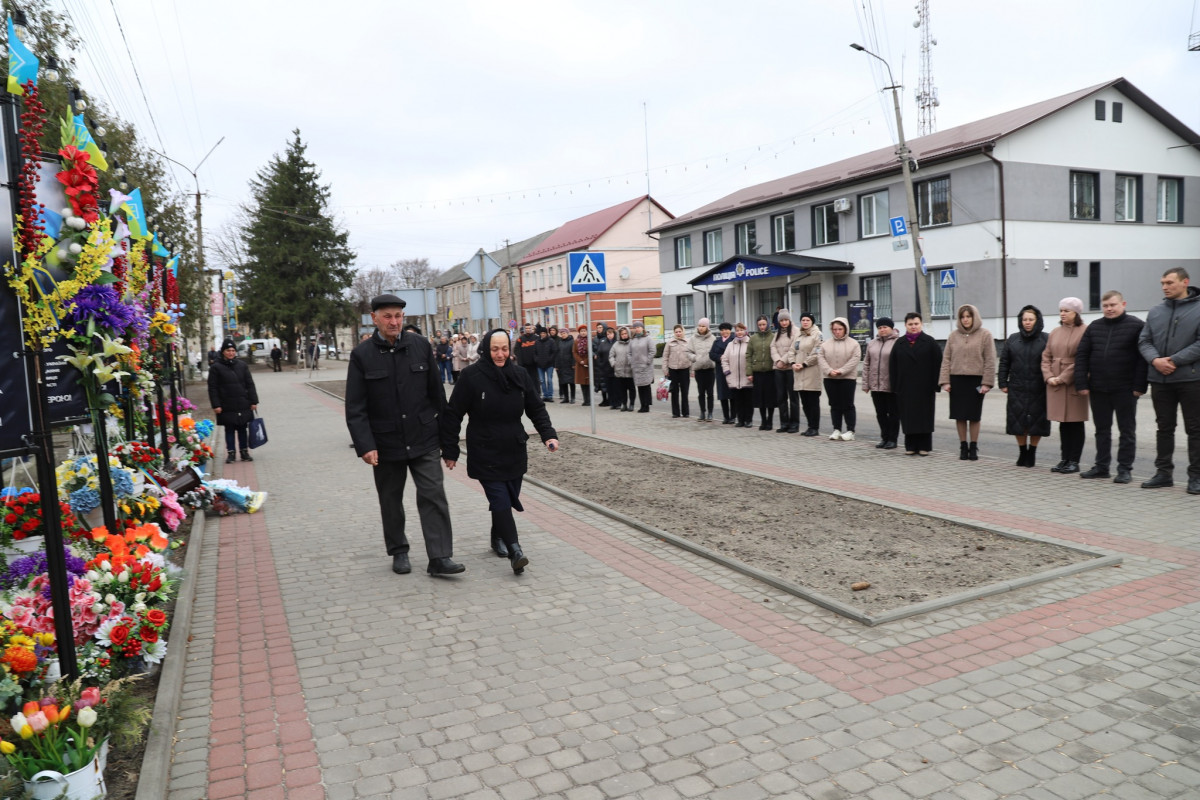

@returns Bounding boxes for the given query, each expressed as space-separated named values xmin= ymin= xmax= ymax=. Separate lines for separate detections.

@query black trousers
xmin=616 ymin=376 xmax=635 ymax=408
xmin=1059 ymin=421 xmax=1085 ymax=462
xmin=752 ymin=371 xmax=775 ymax=422
xmin=271 ymin=359 xmax=282 ymax=372
xmin=668 ymin=368 xmax=691 ymax=416
xmin=824 ymin=379 xmax=857 ymax=432
xmin=694 ymin=369 xmax=715 ymax=415
xmin=731 ymin=387 xmax=754 ymax=425
xmin=775 ymin=371 xmax=798 ymax=427
xmin=1150 ymin=380 xmax=1200 ymax=479
xmin=1088 ymin=390 xmax=1139 ymax=471
xmin=481 ymin=478 xmax=523 ymax=546
xmin=559 ymin=378 xmax=575 ymax=401
xmin=224 ymin=424 xmax=249 ymax=452
xmin=637 ymin=383 xmax=653 ymax=411
xmin=799 ymin=390 xmax=821 ymax=430
xmin=371 ymin=450 xmax=453 ymax=559
xmin=871 ymin=391 xmax=900 ymax=442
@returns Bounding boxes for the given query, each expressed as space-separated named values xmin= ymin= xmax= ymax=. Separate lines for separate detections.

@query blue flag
xmin=71 ymin=114 xmax=109 ymax=172
xmin=120 ymin=189 xmax=150 ymax=240
xmin=6 ymin=17 xmax=38 ymax=96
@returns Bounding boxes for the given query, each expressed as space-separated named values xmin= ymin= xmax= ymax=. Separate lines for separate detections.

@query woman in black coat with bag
xmin=442 ymin=330 xmax=559 ymax=575
xmin=889 ymin=313 xmax=943 ymax=455
xmin=998 ymin=305 xmax=1051 ymax=467
xmin=207 ymin=338 xmax=259 ymax=463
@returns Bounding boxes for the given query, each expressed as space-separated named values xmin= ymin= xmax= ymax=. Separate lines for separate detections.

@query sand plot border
xmin=525 ymin=433 xmax=1120 ymax=626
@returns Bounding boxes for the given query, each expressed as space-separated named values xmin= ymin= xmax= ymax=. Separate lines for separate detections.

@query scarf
xmin=734 ymin=332 xmax=749 ymax=343
xmin=478 ymin=329 xmax=522 ymax=392
xmin=905 ymin=332 xmax=920 ymax=343
xmin=576 ymin=334 xmax=588 ymax=357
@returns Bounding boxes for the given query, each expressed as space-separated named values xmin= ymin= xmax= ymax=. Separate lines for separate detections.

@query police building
xmin=652 ymin=78 xmax=1200 ymax=341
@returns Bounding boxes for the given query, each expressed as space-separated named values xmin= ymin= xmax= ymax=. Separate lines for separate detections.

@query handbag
xmin=249 ymin=412 xmax=268 ymax=449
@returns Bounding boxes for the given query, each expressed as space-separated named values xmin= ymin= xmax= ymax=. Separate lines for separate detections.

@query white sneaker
xmin=829 ymin=430 xmax=843 ymax=440
xmin=841 ymin=431 xmax=855 ymax=442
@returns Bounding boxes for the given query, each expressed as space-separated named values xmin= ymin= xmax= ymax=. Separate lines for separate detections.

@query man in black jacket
xmin=515 ymin=323 xmax=539 ymax=388
xmin=1075 ymin=291 xmax=1147 ymax=483
xmin=346 ymin=295 xmax=465 ymax=577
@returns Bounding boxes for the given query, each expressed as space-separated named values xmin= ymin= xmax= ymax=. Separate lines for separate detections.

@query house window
xmin=1157 ymin=177 xmax=1181 ymax=223
xmin=915 ymin=177 xmax=951 ymax=227
xmin=1071 ymin=171 xmax=1099 ymax=220
xmin=674 ymin=235 xmax=692 ymax=269
xmin=772 ymin=213 xmax=795 ymax=252
xmin=859 ymin=190 xmax=889 ymax=238
xmin=758 ymin=288 xmax=784 ymax=321
xmin=703 ymin=229 xmax=723 ymax=264
xmin=1089 ymin=262 xmax=1102 ymax=310
xmin=1112 ymin=102 xmax=1123 ymax=123
xmin=927 ymin=272 xmax=954 ymax=318
xmin=677 ymin=295 xmax=695 ymax=327
xmin=1115 ymin=175 xmax=1141 ymax=222
xmin=799 ymin=284 xmax=820 ymax=327
xmin=1064 ymin=261 xmax=1078 ymax=278
xmin=735 ymin=221 xmax=757 ymax=255
xmin=813 ymin=203 xmax=840 ymax=246
xmin=707 ymin=293 xmax=724 ymax=324
xmin=860 ymin=275 xmax=892 ymax=321
xmin=1095 ymin=100 xmax=1106 ymax=121
xmin=558 ymin=264 xmax=564 ymax=285
xmin=615 ymin=300 xmax=632 ymax=326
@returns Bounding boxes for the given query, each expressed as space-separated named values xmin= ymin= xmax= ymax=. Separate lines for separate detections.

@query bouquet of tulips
xmin=1 ymin=689 xmax=103 ymax=779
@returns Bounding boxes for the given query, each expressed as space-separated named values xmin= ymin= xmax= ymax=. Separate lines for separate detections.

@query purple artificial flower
xmin=65 ymin=284 xmax=146 ymax=336
xmin=1 ymin=547 xmax=88 ymax=593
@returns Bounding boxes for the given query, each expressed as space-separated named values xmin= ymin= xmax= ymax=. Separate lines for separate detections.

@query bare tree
xmin=390 ymin=257 xmax=441 ymax=288
xmin=349 ymin=267 xmax=395 ymax=313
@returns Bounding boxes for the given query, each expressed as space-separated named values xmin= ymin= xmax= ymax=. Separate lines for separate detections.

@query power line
xmin=104 ymin=0 xmax=184 ymax=196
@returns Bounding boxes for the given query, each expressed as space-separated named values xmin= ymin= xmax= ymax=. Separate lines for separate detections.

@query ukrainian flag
xmin=72 ymin=114 xmax=108 ymax=172
xmin=120 ymin=188 xmax=150 ymax=241
xmin=152 ymin=234 xmax=169 ymax=258
xmin=6 ymin=17 xmax=38 ymax=96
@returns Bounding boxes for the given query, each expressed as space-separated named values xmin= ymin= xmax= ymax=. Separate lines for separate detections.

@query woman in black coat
xmin=889 ymin=313 xmax=943 ymax=455
xmin=442 ymin=330 xmax=559 ymax=574
xmin=594 ymin=326 xmax=614 ymax=406
xmin=207 ymin=338 xmax=259 ymax=463
xmin=998 ymin=305 xmax=1051 ymax=467
xmin=554 ymin=328 xmax=577 ymax=403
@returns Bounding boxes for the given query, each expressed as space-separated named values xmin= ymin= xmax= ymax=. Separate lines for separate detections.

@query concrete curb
xmin=135 ymin=505 xmax=209 ymax=800
xmin=137 ymin=439 xmax=220 ymax=800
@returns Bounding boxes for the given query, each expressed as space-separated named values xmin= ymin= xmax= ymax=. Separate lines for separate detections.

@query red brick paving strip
xmin=206 ymin=461 xmax=325 ymax=800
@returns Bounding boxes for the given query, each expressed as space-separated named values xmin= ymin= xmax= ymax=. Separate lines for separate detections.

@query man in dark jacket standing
xmin=1138 ymin=268 xmax=1200 ymax=494
xmin=346 ymin=295 xmax=464 ymax=577
xmin=1075 ymin=290 xmax=1147 ymax=483
xmin=515 ymin=323 xmax=539 ymax=388
xmin=208 ymin=339 xmax=259 ymax=463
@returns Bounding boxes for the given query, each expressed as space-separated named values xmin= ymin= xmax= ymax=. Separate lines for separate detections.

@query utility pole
xmin=851 ymin=44 xmax=931 ymax=323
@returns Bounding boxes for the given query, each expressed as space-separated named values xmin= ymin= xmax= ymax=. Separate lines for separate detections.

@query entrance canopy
xmin=688 ymin=253 xmax=854 ymax=287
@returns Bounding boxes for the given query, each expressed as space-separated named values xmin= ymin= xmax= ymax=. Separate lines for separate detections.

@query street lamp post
xmin=851 ymin=44 xmax=932 ymax=323
xmin=152 ymin=137 xmax=225 ymax=354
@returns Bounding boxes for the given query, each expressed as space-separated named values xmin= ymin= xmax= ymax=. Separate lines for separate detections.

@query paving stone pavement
xmin=167 ymin=360 xmax=1200 ymax=799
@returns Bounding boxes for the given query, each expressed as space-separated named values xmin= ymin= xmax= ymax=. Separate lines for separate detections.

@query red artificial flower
xmin=59 ymin=145 xmax=90 ymax=170
xmin=145 ymin=609 xmax=167 ymax=627
xmin=109 ymin=624 xmax=130 ymax=646
xmin=139 ymin=627 xmax=158 ymax=644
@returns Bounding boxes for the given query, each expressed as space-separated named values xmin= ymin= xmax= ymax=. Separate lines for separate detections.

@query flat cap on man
xmin=371 ymin=293 xmax=407 ymax=311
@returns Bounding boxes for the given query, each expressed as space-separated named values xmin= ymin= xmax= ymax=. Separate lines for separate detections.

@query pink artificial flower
xmin=27 ymin=711 xmax=48 ymax=733
xmin=77 ymin=687 xmax=101 ymax=709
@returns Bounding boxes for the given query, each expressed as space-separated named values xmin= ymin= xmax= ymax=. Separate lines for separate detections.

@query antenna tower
xmin=914 ymin=0 xmax=939 ymax=136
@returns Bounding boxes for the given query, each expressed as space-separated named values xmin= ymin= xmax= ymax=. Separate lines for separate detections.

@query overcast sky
xmin=67 ymin=0 xmax=1200 ymax=274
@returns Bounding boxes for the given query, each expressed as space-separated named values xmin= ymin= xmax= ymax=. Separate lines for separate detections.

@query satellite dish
xmin=619 ymin=267 xmax=631 ymax=279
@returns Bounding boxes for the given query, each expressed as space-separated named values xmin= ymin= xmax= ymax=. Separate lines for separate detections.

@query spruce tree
xmin=238 ymin=130 xmax=355 ymax=361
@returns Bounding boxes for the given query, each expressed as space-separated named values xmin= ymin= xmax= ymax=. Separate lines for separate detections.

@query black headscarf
xmin=477 ymin=329 xmax=523 ymax=392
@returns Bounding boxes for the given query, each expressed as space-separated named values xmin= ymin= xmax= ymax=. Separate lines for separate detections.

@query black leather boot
xmin=1016 ymin=445 xmax=1028 ymax=466
xmin=428 ymin=557 xmax=466 ymax=576
xmin=508 ymin=543 xmax=528 ymax=574
xmin=1025 ymin=446 xmax=1036 ymax=468
xmin=226 ymin=450 xmax=236 ymax=464
xmin=491 ymin=536 xmax=509 ymax=558
xmin=968 ymin=442 xmax=978 ymax=461
xmin=240 ymin=449 xmax=254 ymax=462
xmin=960 ymin=442 xmax=969 ymax=461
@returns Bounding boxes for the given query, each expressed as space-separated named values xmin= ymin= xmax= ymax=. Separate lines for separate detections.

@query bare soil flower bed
xmin=525 ymin=432 xmax=1097 ymax=615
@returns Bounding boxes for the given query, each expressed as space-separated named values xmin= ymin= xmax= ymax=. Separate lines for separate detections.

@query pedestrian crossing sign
xmin=939 ymin=268 xmax=957 ymax=289
xmin=568 ymin=252 xmax=607 ymax=293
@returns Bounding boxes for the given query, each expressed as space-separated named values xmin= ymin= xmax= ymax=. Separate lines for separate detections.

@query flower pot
xmin=2 ymin=534 xmax=44 ymax=559
xmin=23 ymin=739 xmax=108 ymax=800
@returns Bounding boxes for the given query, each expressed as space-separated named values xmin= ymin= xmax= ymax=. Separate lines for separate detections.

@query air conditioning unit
xmin=832 ymin=197 xmax=852 ymax=213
